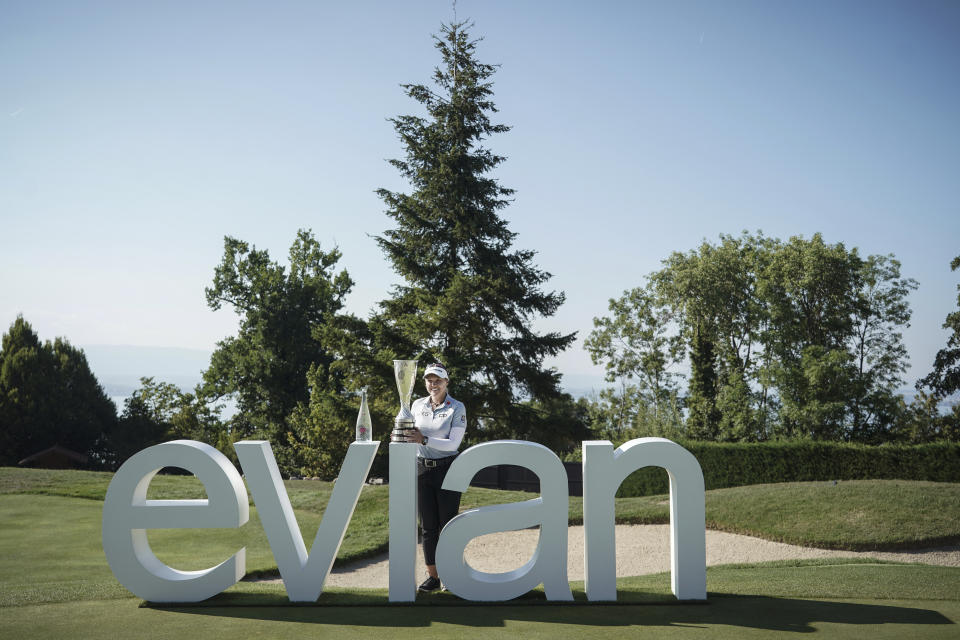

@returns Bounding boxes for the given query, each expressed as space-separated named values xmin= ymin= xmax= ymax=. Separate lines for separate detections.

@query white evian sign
xmin=102 ymin=438 xmax=706 ymax=603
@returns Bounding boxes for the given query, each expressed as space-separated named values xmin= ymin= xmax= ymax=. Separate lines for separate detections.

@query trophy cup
xmin=391 ymin=359 xmax=419 ymax=443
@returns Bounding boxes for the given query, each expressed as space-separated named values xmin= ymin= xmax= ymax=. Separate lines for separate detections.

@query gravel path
xmin=253 ymin=525 xmax=960 ymax=589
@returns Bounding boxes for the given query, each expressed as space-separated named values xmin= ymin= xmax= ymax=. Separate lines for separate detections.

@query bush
xmin=567 ymin=440 xmax=960 ymax=497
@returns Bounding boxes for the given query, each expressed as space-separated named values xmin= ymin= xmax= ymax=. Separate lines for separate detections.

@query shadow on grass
xmin=149 ymin=594 xmax=955 ymax=632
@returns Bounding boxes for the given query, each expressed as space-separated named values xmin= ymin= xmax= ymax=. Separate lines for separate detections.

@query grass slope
xmin=4 ymin=467 xmax=958 ymax=552
xmin=2 ymin=563 xmax=959 ymax=640
xmin=2 ymin=467 xmax=959 ymax=638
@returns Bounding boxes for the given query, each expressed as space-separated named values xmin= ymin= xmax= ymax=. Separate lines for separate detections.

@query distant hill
xmin=557 ymin=373 xmax=607 ymax=399
xmin=81 ymin=344 xmax=609 ymax=401
xmin=81 ymin=344 xmax=210 ymax=396
xmin=79 ymin=345 xmax=953 ymax=415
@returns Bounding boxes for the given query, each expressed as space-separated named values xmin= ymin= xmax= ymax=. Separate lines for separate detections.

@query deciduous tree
xmin=847 ymin=254 xmax=918 ymax=440
xmin=918 ymin=255 xmax=960 ymax=400
xmin=589 ymin=232 xmax=918 ymax=443
xmin=202 ymin=230 xmax=353 ymax=457
xmin=585 ymin=285 xmax=684 ymax=434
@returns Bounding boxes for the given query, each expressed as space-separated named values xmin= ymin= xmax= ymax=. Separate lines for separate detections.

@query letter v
xmin=234 ymin=440 xmax=380 ymax=601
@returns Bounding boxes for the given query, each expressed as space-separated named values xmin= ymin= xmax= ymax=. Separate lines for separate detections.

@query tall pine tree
xmin=374 ymin=21 xmax=580 ymax=447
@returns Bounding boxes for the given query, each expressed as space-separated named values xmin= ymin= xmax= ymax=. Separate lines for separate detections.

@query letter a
xmin=435 ymin=440 xmax=573 ymax=601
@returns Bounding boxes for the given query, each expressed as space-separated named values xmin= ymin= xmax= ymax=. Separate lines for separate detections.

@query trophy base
xmin=390 ymin=429 xmax=419 ymax=443
xmin=391 ymin=421 xmax=418 ymax=443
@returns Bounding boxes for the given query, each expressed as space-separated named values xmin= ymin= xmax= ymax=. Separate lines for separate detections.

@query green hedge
xmin=582 ymin=440 xmax=960 ymax=497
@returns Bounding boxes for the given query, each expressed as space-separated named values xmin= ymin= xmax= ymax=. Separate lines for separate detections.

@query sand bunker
xmin=252 ymin=524 xmax=960 ymax=589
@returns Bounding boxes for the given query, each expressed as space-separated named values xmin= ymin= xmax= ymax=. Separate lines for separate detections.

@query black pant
xmin=417 ymin=458 xmax=462 ymax=566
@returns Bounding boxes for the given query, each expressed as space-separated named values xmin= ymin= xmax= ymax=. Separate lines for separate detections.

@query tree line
xmin=585 ymin=232 xmax=959 ymax=445
xmin=2 ymin=22 xmax=958 ymax=474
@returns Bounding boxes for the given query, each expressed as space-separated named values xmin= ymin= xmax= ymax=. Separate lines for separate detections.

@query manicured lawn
xmin=2 ymin=467 xmax=958 ymax=638
xmin=2 ymin=563 xmax=959 ymax=640
xmin=701 ymin=480 xmax=960 ymax=550
xmin=0 ymin=467 xmax=534 ymax=574
xmin=569 ymin=480 xmax=960 ymax=550
xmin=4 ymin=466 xmax=959 ymax=557
xmin=153 ymin=559 xmax=960 ymax=606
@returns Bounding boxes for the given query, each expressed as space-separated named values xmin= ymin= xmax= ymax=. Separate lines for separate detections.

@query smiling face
xmin=424 ymin=374 xmax=449 ymax=403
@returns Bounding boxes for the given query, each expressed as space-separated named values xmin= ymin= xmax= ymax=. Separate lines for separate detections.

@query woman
xmin=407 ymin=362 xmax=467 ymax=592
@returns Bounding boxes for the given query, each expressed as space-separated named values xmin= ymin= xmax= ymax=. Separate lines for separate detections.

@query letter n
xmin=582 ymin=438 xmax=706 ymax=601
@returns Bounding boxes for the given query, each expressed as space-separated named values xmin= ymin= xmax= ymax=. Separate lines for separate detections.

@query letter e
xmin=101 ymin=440 xmax=249 ymax=602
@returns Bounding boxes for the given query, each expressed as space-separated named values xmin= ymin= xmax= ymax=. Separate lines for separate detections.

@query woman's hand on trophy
xmin=409 ymin=429 xmax=425 ymax=445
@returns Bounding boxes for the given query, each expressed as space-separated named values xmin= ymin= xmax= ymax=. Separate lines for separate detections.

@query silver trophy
xmin=391 ymin=359 xmax=419 ymax=443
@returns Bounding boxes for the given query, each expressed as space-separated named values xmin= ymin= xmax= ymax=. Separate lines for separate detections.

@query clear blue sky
xmin=2 ymin=0 xmax=958 ymax=392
